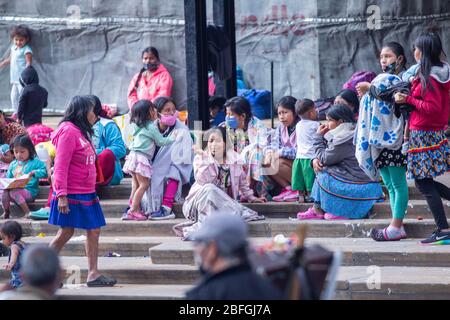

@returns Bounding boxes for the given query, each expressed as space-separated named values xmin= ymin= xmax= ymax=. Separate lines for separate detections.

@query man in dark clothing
xmin=186 ymin=214 xmax=283 ymax=300
xmin=18 ymin=65 xmax=48 ymax=127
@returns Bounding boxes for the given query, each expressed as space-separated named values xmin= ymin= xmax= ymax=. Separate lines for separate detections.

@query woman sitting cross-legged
xmin=297 ymin=104 xmax=383 ymax=220
xmin=173 ymin=126 xmax=266 ymax=240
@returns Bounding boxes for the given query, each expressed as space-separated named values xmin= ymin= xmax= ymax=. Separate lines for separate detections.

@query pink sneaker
xmin=273 ymin=188 xmax=292 ymax=202
xmin=297 ymin=207 xmax=324 ymax=220
xmin=127 ymin=211 xmax=148 ymax=221
xmin=282 ymin=190 xmax=299 ymax=202
xmin=324 ymin=213 xmax=349 ymax=220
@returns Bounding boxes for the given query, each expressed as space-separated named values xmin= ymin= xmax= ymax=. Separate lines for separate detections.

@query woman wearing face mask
xmin=297 ymin=105 xmax=383 ymax=221
xmin=173 ymin=126 xmax=265 ymax=240
xmin=221 ymin=97 xmax=270 ymax=198
xmin=127 ymin=47 xmax=173 ymax=109
xmin=140 ymin=96 xmax=193 ymax=220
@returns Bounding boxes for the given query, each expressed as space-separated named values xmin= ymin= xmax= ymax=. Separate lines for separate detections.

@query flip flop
xmin=86 ymin=275 xmax=117 ymax=287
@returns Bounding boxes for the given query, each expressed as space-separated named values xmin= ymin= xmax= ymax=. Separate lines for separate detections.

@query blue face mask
xmin=225 ymin=116 xmax=239 ymax=129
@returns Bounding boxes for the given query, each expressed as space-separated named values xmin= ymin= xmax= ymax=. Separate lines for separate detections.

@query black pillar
xmin=213 ymin=0 xmax=237 ymax=99
xmin=184 ymin=0 xmax=210 ymax=130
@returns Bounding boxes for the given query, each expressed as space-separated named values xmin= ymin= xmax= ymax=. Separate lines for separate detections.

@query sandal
xmin=297 ymin=207 xmax=324 ymax=220
xmin=324 ymin=213 xmax=349 ymax=220
xmin=86 ymin=275 xmax=117 ymax=287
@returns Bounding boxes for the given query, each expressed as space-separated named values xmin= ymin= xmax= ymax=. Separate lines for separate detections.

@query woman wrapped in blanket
xmin=297 ymin=104 xmax=383 ymax=220
xmin=173 ymin=126 xmax=265 ymax=240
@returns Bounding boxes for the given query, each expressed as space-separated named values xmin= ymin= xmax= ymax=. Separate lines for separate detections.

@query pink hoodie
xmin=52 ymin=122 xmax=97 ymax=197
xmin=127 ymin=64 xmax=173 ymax=109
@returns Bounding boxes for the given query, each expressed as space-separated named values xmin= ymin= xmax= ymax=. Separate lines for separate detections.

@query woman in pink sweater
xmin=395 ymin=32 xmax=450 ymax=245
xmin=49 ymin=96 xmax=116 ymax=287
xmin=127 ymin=47 xmax=173 ymax=109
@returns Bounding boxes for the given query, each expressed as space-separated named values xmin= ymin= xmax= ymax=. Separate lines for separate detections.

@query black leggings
xmin=415 ymin=178 xmax=450 ymax=230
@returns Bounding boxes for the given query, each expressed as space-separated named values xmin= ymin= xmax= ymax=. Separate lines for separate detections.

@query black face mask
xmin=143 ymin=63 xmax=159 ymax=72
xmin=383 ymin=61 xmax=399 ymax=74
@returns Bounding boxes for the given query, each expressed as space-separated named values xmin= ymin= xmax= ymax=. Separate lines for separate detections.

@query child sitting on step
xmin=292 ymin=99 xmax=319 ymax=203
xmin=122 ymin=100 xmax=176 ymax=221
xmin=1 ymin=134 xmax=47 ymax=219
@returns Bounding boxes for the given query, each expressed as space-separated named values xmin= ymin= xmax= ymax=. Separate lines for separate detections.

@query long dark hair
xmin=154 ymin=96 xmax=177 ymax=113
xmin=382 ymin=42 xmax=408 ymax=72
xmin=134 ymin=47 xmax=160 ymax=90
xmin=326 ymin=104 xmax=356 ymax=124
xmin=11 ymin=134 xmax=37 ymax=160
xmin=87 ymin=95 xmax=108 ymax=119
xmin=224 ymin=96 xmax=253 ymax=128
xmin=60 ymin=95 xmax=96 ymax=140
xmin=277 ymin=96 xmax=300 ymax=124
xmin=130 ymin=100 xmax=154 ymax=128
xmin=414 ymin=32 xmax=444 ymax=94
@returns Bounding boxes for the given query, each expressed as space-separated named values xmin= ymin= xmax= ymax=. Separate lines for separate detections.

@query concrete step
xmin=0 ymin=256 xmax=198 ymax=286
xmin=25 ymin=266 xmax=450 ymax=300
xmin=13 ymin=218 xmax=449 ymax=238
xmin=35 ymin=182 xmax=425 ymax=200
xmin=7 ymin=199 xmax=448 ymax=220
xmin=57 ymin=284 xmax=191 ymax=300
xmin=149 ymin=237 xmax=450 ymax=268
xmin=19 ymin=236 xmax=170 ymax=257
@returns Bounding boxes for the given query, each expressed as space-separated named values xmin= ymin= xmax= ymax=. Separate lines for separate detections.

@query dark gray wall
xmin=0 ymin=0 xmax=448 ymax=113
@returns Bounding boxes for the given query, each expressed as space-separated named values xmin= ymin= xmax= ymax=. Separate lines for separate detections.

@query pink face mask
xmin=159 ymin=111 xmax=179 ymax=126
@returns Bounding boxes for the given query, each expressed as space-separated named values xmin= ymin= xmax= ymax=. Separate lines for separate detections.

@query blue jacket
xmin=7 ymin=158 xmax=48 ymax=198
xmin=93 ymin=118 xmax=127 ymax=185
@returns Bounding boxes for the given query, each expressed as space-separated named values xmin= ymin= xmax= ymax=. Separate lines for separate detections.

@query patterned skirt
xmin=407 ymin=130 xmax=450 ymax=180
xmin=311 ymin=171 xmax=383 ymax=219
xmin=49 ymin=193 xmax=106 ymax=230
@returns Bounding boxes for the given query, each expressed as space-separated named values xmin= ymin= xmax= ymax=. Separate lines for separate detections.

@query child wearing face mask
xmin=127 ymin=47 xmax=174 ymax=109
xmin=122 ymin=100 xmax=177 ymax=221
xmin=173 ymin=126 xmax=265 ymax=240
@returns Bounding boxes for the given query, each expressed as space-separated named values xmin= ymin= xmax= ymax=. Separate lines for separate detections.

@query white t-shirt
xmin=295 ymin=119 xmax=320 ymax=159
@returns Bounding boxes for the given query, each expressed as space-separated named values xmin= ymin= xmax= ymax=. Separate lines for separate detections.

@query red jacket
xmin=406 ymin=65 xmax=450 ymax=131
xmin=127 ymin=64 xmax=173 ymax=109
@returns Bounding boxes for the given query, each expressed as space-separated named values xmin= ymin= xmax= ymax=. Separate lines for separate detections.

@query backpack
xmin=343 ymin=71 xmax=377 ymax=93
xmin=239 ymin=89 xmax=272 ymax=119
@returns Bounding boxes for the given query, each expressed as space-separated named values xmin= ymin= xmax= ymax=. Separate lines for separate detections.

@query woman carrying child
xmin=355 ymin=42 xmax=410 ymax=241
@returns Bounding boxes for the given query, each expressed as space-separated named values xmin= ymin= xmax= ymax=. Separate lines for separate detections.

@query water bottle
xmin=36 ymin=144 xmax=49 ymax=162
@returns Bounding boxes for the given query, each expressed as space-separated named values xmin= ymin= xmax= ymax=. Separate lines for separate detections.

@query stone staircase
xmin=1 ymin=176 xmax=450 ymax=300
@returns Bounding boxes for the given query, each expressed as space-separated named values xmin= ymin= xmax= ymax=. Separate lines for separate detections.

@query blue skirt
xmin=311 ymin=172 xmax=383 ymax=219
xmin=49 ymin=193 xmax=106 ymax=230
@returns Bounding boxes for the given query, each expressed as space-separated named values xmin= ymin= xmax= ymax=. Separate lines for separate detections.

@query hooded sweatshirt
xmin=406 ymin=62 xmax=450 ymax=131
xmin=127 ymin=63 xmax=173 ymax=109
xmin=52 ymin=122 xmax=97 ymax=197
xmin=18 ymin=66 xmax=48 ymax=127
